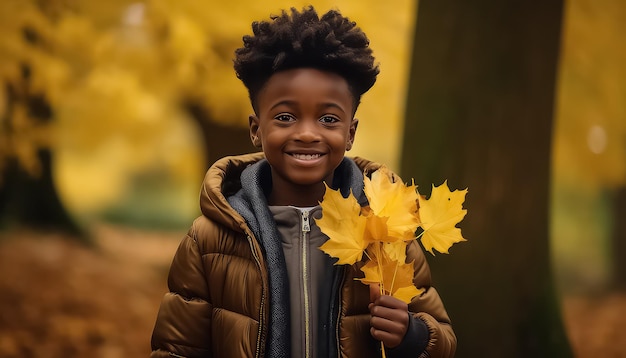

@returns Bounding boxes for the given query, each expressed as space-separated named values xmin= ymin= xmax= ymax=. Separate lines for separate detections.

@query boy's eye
xmin=274 ymin=114 xmax=295 ymax=122
xmin=320 ymin=116 xmax=339 ymax=124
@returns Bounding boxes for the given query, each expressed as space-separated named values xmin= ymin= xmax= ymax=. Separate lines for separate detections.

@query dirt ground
xmin=0 ymin=225 xmax=624 ymax=357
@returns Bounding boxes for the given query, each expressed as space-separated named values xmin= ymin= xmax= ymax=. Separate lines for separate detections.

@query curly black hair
xmin=233 ymin=6 xmax=379 ymax=112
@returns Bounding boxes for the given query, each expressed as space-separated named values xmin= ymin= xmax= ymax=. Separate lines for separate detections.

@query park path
xmin=0 ymin=225 xmax=623 ymax=357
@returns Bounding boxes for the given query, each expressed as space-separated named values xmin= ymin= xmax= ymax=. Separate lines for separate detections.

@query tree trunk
xmin=185 ymin=103 xmax=259 ymax=171
xmin=400 ymin=1 xmax=572 ymax=356
xmin=0 ymin=88 xmax=82 ymax=237
xmin=0 ymin=153 xmax=82 ymax=236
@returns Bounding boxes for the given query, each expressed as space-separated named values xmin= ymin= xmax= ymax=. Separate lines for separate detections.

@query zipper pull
xmin=301 ymin=209 xmax=311 ymax=233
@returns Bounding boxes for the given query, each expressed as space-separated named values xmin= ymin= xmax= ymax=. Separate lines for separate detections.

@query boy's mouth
xmin=290 ymin=153 xmax=322 ymax=160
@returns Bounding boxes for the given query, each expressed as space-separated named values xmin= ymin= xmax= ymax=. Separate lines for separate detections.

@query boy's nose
xmin=294 ymin=121 xmax=321 ymax=142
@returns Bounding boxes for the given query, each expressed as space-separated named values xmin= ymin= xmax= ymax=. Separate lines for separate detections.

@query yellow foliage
xmin=364 ymin=166 xmax=420 ymax=239
xmin=554 ymin=0 xmax=626 ymax=188
xmin=0 ymin=0 xmax=416 ymax=217
xmin=319 ymin=168 xmax=467 ymax=305
xmin=418 ymin=181 xmax=468 ymax=255
xmin=359 ymin=254 xmax=423 ymax=301
xmin=364 ymin=215 xmax=392 ymax=244
xmin=382 ymin=240 xmax=408 ymax=264
xmin=317 ymin=184 xmax=368 ymax=265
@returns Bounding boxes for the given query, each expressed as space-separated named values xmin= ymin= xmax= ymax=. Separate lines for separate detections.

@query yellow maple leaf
xmin=364 ymin=166 xmax=420 ymax=240
xmin=318 ymin=184 xmax=368 ymax=265
xmin=382 ymin=240 xmax=407 ymax=264
xmin=359 ymin=255 xmax=421 ymax=304
xmin=418 ymin=180 xmax=468 ymax=254
xmin=364 ymin=214 xmax=397 ymax=243
xmin=393 ymin=285 xmax=424 ymax=303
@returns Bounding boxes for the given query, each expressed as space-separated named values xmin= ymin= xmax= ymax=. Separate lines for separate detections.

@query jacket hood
xmin=199 ymin=152 xmax=386 ymax=233
xmin=199 ymin=152 xmax=266 ymax=233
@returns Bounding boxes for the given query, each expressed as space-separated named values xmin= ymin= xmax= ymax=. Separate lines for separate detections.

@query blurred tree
xmin=400 ymin=1 xmax=572 ymax=356
xmin=0 ymin=0 xmax=256 ymax=234
xmin=0 ymin=80 xmax=79 ymax=234
xmin=553 ymin=0 xmax=626 ymax=290
xmin=0 ymin=0 xmax=89 ymax=234
xmin=0 ymin=0 xmax=415 ymax=234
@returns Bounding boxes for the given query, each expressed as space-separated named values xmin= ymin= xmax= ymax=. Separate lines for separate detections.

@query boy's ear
xmin=249 ymin=115 xmax=262 ymax=148
xmin=346 ymin=118 xmax=359 ymax=151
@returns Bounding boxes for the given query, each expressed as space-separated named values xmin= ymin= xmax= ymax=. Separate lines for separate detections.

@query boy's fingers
xmin=376 ymin=294 xmax=409 ymax=310
xmin=370 ymin=325 xmax=404 ymax=349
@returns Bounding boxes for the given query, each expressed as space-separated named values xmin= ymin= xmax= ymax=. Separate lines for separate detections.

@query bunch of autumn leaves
xmin=317 ymin=166 xmax=468 ymax=304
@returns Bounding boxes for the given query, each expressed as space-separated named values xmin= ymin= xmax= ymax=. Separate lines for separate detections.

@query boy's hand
xmin=368 ymin=284 xmax=409 ymax=348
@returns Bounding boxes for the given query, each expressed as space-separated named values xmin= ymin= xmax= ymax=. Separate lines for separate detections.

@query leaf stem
xmin=376 ymin=243 xmax=384 ymax=294
xmin=376 ymin=243 xmax=386 ymax=358
xmin=389 ymin=260 xmax=398 ymax=294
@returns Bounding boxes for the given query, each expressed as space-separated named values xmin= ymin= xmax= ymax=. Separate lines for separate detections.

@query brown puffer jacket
xmin=151 ymin=153 xmax=456 ymax=357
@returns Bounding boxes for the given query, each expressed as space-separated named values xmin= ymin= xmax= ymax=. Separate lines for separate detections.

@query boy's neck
xmin=267 ymin=181 xmax=327 ymax=207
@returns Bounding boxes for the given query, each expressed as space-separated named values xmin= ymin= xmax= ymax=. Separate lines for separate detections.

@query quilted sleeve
xmin=151 ymin=225 xmax=213 ymax=358
xmin=406 ymin=240 xmax=457 ymax=358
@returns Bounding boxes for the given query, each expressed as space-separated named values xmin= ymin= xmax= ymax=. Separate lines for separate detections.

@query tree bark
xmin=185 ymin=102 xmax=259 ymax=171
xmin=0 ymin=87 xmax=82 ymax=237
xmin=0 ymin=153 xmax=82 ymax=236
xmin=400 ymin=1 xmax=572 ymax=356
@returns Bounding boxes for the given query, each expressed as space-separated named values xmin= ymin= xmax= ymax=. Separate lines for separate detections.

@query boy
xmin=151 ymin=6 xmax=456 ymax=357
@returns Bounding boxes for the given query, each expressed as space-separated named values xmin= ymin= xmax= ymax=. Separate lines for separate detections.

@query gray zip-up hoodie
xmin=269 ymin=205 xmax=331 ymax=358
xmin=227 ymin=157 xmax=367 ymax=358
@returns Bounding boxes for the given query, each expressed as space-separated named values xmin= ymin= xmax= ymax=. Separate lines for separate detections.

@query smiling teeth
xmin=292 ymin=153 xmax=321 ymax=160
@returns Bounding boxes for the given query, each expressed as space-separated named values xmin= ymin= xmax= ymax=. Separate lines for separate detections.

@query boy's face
xmin=249 ymin=68 xmax=357 ymax=203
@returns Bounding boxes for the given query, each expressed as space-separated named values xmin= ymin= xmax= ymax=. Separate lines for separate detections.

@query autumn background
xmin=0 ymin=0 xmax=624 ymax=357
